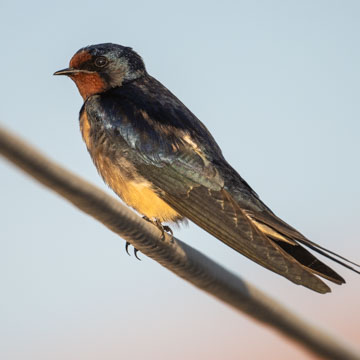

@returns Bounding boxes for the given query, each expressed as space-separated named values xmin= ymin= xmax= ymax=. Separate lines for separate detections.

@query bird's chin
xmin=70 ymin=72 xmax=108 ymax=100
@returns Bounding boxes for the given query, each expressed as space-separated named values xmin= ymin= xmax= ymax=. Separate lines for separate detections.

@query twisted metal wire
xmin=1 ymin=125 xmax=359 ymax=360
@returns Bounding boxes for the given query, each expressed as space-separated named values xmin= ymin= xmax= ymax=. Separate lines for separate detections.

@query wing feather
xmin=86 ymin=78 xmax=359 ymax=293
xmin=140 ymin=164 xmax=331 ymax=293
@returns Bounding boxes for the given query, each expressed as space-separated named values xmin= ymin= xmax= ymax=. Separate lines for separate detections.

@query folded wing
xmin=89 ymin=80 xmax=359 ymax=294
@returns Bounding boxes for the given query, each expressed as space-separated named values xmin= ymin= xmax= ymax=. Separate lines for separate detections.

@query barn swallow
xmin=54 ymin=43 xmax=359 ymax=293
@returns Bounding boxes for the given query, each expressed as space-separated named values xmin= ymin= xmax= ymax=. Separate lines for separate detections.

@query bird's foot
xmin=125 ymin=241 xmax=141 ymax=260
xmin=142 ymin=216 xmax=174 ymax=242
xmin=155 ymin=219 xmax=174 ymax=242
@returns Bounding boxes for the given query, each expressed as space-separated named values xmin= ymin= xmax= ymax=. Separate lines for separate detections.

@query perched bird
xmin=54 ymin=43 xmax=359 ymax=293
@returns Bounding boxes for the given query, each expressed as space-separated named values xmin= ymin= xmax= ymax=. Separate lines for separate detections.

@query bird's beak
xmin=53 ymin=68 xmax=92 ymax=76
xmin=54 ymin=68 xmax=77 ymax=76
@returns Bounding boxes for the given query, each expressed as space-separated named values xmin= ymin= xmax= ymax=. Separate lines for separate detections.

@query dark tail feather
xmin=248 ymin=211 xmax=360 ymax=276
xmin=295 ymin=239 xmax=360 ymax=275
xmin=273 ymin=240 xmax=346 ymax=284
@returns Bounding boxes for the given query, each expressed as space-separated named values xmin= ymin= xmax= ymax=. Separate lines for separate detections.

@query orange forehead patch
xmin=70 ymin=50 xmax=92 ymax=68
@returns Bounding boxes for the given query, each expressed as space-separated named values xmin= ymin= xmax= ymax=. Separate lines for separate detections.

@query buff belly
xmin=80 ymin=111 xmax=181 ymax=223
xmin=94 ymin=152 xmax=181 ymax=222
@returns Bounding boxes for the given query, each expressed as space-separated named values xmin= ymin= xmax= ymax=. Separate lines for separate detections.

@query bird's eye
xmin=94 ymin=56 xmax=108 ymax=68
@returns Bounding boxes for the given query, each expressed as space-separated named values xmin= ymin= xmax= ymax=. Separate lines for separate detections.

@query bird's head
xmin=54 ymin=43 xmax=146 ymax=100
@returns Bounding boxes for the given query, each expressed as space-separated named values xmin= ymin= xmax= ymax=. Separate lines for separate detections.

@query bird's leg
xmin=142 ymin=216 xmax=173 ymax=241
xmin=155 ymin=219 xmax=173 ymax=242
xmin=125 ymin=241 xmax=141 ymax=261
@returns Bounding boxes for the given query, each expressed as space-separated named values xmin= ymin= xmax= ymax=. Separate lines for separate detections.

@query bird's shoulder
xmin=82 ymin=75 xmax=221 ymax=167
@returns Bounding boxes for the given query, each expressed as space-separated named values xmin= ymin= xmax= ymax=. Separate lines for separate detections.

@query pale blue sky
xmin=1 ymin=1 xmax=359 ymax=359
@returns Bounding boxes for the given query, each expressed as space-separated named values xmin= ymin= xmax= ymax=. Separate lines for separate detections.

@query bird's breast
xmin=79 ymin=110 xmax=182 ymax=223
